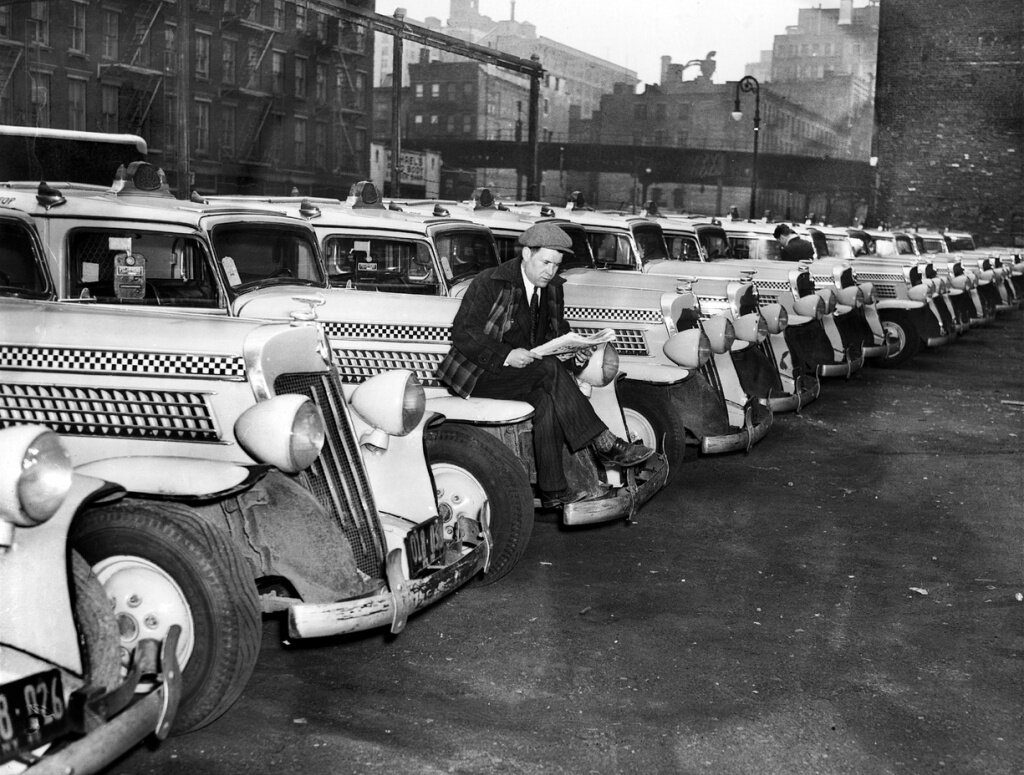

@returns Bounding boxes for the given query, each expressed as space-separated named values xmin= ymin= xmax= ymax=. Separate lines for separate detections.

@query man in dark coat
xmin=773 ymin=223 xmax=816 ymax=261
xmin=436 ymin=222 xmax=653 ymax=507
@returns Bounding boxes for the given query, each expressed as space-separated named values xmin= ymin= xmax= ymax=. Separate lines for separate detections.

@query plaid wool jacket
xmin=437 ymin=257 xmax=569 ymax=398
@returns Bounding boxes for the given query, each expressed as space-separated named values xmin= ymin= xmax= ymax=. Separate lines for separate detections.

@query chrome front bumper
xmin=563 ymin=451 xmax=670 ymax=526
xmin=701 ymin=402 xmax=773 ymax=454
xmin=287 ymin=527 xmax=490 ymax=640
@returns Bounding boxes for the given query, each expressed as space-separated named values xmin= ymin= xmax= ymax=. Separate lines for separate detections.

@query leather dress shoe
xmin=594 ymin=437 xmax=655 ymax=467
xmin=538 ymin=486 xmax=589 ymax=509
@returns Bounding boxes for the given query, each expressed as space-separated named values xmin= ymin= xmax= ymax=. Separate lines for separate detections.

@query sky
xmin=374 ymin=0 xmax=852 ymax=84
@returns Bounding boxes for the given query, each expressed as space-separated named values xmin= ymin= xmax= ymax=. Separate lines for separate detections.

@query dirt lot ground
xmin=112 ymin=307 xmax=1022 ymax=775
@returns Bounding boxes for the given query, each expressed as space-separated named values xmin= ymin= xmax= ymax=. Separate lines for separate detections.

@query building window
xmin=315 ymin=63 xmax=327 ymax=102
xmin=294 ymin=56 xmax=307 ymax=97
xmin=70 ymin=3 xmax=87 ymax=54
xmin=430 ymin=114 xmax=439 ymax=126
xmin=272 ymin=0 xmax=285 ymax=29
xmin=195 ymin=32 xmax=211 ymax=79
xmin=462 ymin=83 xmax=473 ymax=100
xmin=543 ymin=98 xmax=549 ymax=116
xmin=222 ymin=39 xmax=237 ymax=84
xmin=294 ymin=118 xmax=307 ymax=166
xmin=0 ymin=6 xmax=10 ymax=38
xmin=30 ymin=71 xmax=50 ymax=125
xmin=29 ymin=2 xmax=49 ymax=46
xmin=430 ymin=83 xmax=439 ymax=98
xmin=164 ymin=94 xmax=177 ymax=151
xmin=271 ymin=51 xmax=285 ymax=93
xmin=295 ymin=3 xmax=306 ymax=32
xmin=414 ymin=114 xmax=423 ymax=125
xmin=462 ymin=114 xmax=472 ymax=134
xmin=414 ymin=84 xmax=424 ymax=98
xmin=221 ymin=105 xmax=236 ymax=157
xmin=314 ymin=121 xmax=327 ymax=168
xmin=446 ymin=82 xmax=457 ymax=101
xmin=194 ymin=100 xmax=211 ymax=154
xmin=655 ymin=103 xmax=666 ymax=120
xmin=68 ymin=78 xmax=87 ymax=129
xmin=101 ymin=84 xmax=118 ymax=131
xmin=247 ymin=44 xmax=262 ymax=89
xmin=316 ymin=11 xmax=328 ymax=41
xmin=102 ymin=11 xmax=119 ymax=60
xmin=446 ymin=115 xmax=455 ymax=133
xmin=163 ymin=24 xmax=176 ymax=73
xmin=246 ymin=0 xmax=261 ymax=24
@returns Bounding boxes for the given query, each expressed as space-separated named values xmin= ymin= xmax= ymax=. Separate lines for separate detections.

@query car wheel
xmin=70 ymin=499 xmax=261 ymax=734
xmin=425 ymin=424 xmax=534 ymax=586
xmin=870 ymin=311 xmax=921 ymax=368
xmin=619 ymin=381 xmax=689 ymax=470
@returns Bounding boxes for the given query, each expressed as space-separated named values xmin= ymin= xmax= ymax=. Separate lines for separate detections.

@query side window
xmin=0 ymin=221 xmax=48 ymax=293
xmin=729 ymin=238 xmax=751 ymax=260
xmin=67 ymin=229 xmax=219 ymax=308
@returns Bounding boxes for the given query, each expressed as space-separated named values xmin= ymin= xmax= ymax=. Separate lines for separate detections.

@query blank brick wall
xmin=874 ymin=0 xmax=1023 ymax=244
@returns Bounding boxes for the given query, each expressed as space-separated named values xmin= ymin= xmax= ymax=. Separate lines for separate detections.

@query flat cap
xmin=517 ymin=221 xmax=573 ymax=253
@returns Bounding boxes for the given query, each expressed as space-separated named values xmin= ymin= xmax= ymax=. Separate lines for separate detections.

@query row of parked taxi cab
xmin=1 ymin=163 xmax=1019 ymax=772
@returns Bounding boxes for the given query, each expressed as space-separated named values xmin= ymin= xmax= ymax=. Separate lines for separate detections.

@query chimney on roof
xmin=839 ymin=0 xmax=853 ymax=25
xmin=510 ymin=0 xmax=515 ymax=21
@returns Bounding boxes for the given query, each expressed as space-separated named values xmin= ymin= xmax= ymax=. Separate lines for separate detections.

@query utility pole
xmin=390 ymin=8 xmax=405 ymax=197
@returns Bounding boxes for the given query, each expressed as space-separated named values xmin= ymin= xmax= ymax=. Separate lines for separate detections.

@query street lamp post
xmin=731 ymin=75 xmax=760 ymax=219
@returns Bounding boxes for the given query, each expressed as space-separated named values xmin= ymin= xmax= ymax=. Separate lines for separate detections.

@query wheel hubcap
xmin=93 ymin=555 xmax=195 ymax=668
xmin=432 ymin=463 xmax=487 ymax=539
xmin=623 ymin=408 xmax=658 ymax=449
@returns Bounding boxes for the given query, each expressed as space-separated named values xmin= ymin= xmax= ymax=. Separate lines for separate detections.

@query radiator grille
xmin=570 ymin=326 xmax=649 ymax=356
xmin=274 ymin=372 xmax=386 ymax=579
xmin=871 ymin=283 xmax=897 ymax=299
xmin=0 ymin=383 xmax=219 ymax=440
xmin=332 ymin=348 xmax=444 ymax=387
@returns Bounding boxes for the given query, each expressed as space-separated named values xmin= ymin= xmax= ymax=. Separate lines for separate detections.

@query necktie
xmin=530 ymin=287 xmax=540 ymax=346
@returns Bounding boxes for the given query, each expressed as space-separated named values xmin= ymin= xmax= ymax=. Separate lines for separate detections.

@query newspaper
xmin=530 ymin=327 xmax=616 ymax=357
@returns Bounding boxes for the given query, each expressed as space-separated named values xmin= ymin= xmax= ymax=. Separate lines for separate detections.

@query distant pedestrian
xmin=773 ymin=224 xmax=815 ymax=261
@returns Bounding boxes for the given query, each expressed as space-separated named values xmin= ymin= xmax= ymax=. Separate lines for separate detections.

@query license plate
xmin=405 ymin=516 xmax=446 ymax=578
xmin=0 ymin=669 xmax=70 ymax=764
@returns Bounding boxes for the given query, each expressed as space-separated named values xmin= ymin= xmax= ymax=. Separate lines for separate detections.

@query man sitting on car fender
xmin=437 ymin=222 xmax=653 ymax=507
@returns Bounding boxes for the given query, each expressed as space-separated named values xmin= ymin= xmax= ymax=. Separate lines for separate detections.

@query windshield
xmin=664 ymin=233 xmax=703 ymax=261
xmin=323 ymin=235 xmax=439 ymax=295
xmin=588 ymin=230 xmax=637 ymax=270
xmin=918 ymin=237 xmax=946 ymax=254
xmin=211 ymin=223 xmax=323 ymax=291
xmin=895 ymin=235 xmax=917 ymax=255
xmin=0 ymin=219 xmax=50 ymax=298
xmin=945 ymin=235 xmax=976 ymax=251
xmin=696 ymin=227 xmax=731 ymax=259
xmin=825 ymin=235 xmax=855 ymax=259
xmin=633 ymin=224 xmax=668 ymax=263
xmin=433 ymin=229 xmax=500 ymax=285
xmin=67 ymin=227 xmax=221 ymax=308
xmin=728 ymin=235 xmax=782 ymax=261
xmin=872 ymin=236 xmax=898 ymax=256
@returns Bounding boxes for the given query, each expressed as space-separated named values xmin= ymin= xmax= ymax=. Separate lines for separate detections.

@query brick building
xmin=0 ymin=0 xmax=375 ymax=196
xmin=874 ymin=0 xmax=1024 ymax=244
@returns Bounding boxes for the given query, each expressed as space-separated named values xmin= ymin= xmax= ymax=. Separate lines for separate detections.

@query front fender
xmin=74 ymin=457 xmax=269 ymax=501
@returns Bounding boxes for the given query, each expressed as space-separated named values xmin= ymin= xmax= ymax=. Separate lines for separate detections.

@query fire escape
xmin=96 ymin=0 xmax=166 ymax=136
xmin=331 ymin=15 xmax=368 ymax=176
xmin=220 ymin=0 xmax=276 ymax=164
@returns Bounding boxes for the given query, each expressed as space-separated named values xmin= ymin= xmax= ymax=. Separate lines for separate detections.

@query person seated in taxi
xmin=437 ymin=222 xmax=654 ymax=508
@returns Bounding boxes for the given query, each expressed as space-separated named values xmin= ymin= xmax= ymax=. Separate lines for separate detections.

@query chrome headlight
xmin=858 ymin=282 xmax=875 ymax=304
xmin=835 ymin=286 xmax=865 ymax=308
xmin=664 ymin=328 xmax=711 ymax=369
xmin=702 ymin=314 xmax=735 ymax=354
xmin=793 ymin=294 xmax=826 ymax=320
xmin=0 ymin=426 xmax=73 ymax=528
xmin=815 ymin=287 xmax=838 ymax=315
xmin=350 ymin=369 xmax=426 ymax=438
xmin=950 ymin=273 xmax=973 ymax=291
xmin=761 ymin=303 xmax=788 ymax=334
xmin=577 ymin=342 xmax=620 ymax=386
xmin=732 ymin=312 xmax=768 ymax=344
xmin=235 ymin=394 xmax=326 ymax=474
xmin=907 ymin=284 xmax=932 ymax=303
